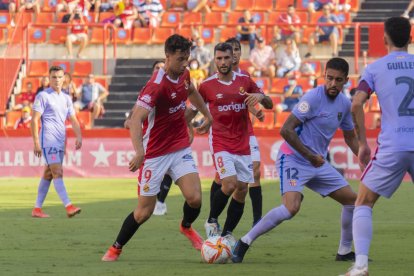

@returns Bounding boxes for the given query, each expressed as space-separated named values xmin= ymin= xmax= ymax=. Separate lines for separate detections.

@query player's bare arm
xmin=128 ymin=106 xmax=150 ymax=172
xmin=30 ymin=110 xmax=42 ymax=158
xmin=244 ymin=94 xmax=273 ymax=109
xmin=351 ymin=90 xmax=371 ymax=170
xmin=342 ymin=129 xmax=359 ymax=156
xmin=187 ymin=82 xmax=213 ymax=134
xmin=248 ymin=105 xmax=264 ymax=122
xmin=184 ymin=107 xmax=198 ymax=144
xmin=69 ymin=114 xmax=83 ymax=150
xmin=280 ymin=114 xmax=325 ymax=167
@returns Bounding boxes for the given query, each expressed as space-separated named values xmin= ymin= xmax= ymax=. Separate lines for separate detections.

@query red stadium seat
xmin=234 ymin=0 xmax=254 ymax=11
xmin=152 ymin=27 xmax=175 ymax=44
xmin=275 ymin=111 xmax=291 ymax=128
xmin=275 ymin=1 xmax=294 ymax=11
xmin=368 ymin=94 xmax=380 ymax=112
xmin=309 ymin=11 xmax=323 ymax=24
xmin=252 ymin=77 xmax=270 ymax=94
xmin=271 ymin=78 xmax=288 ymax=94
xmin=72 ymin=77 xmax=83 ymax=87
xmin=77 ymin=111 xmax=92 ymax=129
xmin=228 ymin=11 xmax=243 ymax=24
xmin=364 ymin=112 xmax=380 ymax=129
xmin=114 ymin=28 xmax=131 ymax=44
xmin=99 ymin=12 xmax=114 ymax=22
xmin=269 ymin=94 xmax=282 ymax=107
xmin=35 ymin=12 xmax=54 ymax=24
xmin=200 ymin=27 xmax=215 ymax=44
xmin=21 ymin=77 xmax=41 ymax=92
xmin=296 ymin=77 xmax=313 ymax=92
xmin=253 ymin=0 xmax=274 ymax=11
xmin=29 ymin=28 xmax=46 ymax=44
xmin=89 ymin=27 xmax=110 ymax=44
xmin=203 ymin=11 xmax=225 ymax=26
xmin=6 ymin=111 xmax=21 ymax=129
xmin=182 ymin=12 xmax=201 ymax=25
xmin=95 ymin=76 xmax=109 ymax=89
xmin=72 ymin=61 xmax=92 ymax=77
xmin=51 ymin=60 xmax=71 ymax=72
xmin=28 ymin=60 xmax=49 ymax=77
xmin=42 ymin=0 xmax=58 ymax=12
xmin=239 ymin=60 xmax=252 ymax=72
xmin=177 ymin=27 xmax=193 ymax=40
xmin=161 ymin=12 xmax=181 ymax=27
xmin=219 ymin=27 xmax=237 ymax=42
xmin=48 ymin=28 xmax=68 ymax=44
xmin=132 ymin=28 xmax=152 ymax=44
xmin=211 ymin=0 xmax=230 ymax=11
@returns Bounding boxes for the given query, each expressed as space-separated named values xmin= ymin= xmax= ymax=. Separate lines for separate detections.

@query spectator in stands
xmin=402 ymin=0 xmax=414 ymax=22
xmin=136 ymin=0 xmax=164 ymax=28
xmin=308 ymin=0 xmax=334 ymax=11
xmin=190 ymin=37 xmax=212 ymax=75
xmin=62 ymin=72 xmax=78 ymax=102
xmin=56 ymin=0 xmax=83 ymax=18
xmin=19 ymin=0 xmax=41 ymax=23
xmin=276 ymin=76 xmax=303 ymax=113
xmin=276 ymin=38 xmax=302 ymax=78
xmin=113 ymin=0 xmax=138 ymax=29
xmin=65 ymin=6 xmax=88 ymax=59
xmin=74 ymin=74 xmax=109 ymax=120
xmin=274 ymin=5 xmax=301 ymax=44
xmin=333 ymin=0 xmax=351 ymax=12
xmin=248 ymin=37 xmax=276 ymax=78
xmin=36 ymin=76 xmax=50 ymax=94
xmin=14 ymin=106 xmax=32 ymax=129
xmin=189 ymin=59 xmax=205 ymax=89
xmin=0 ymin=0 xmax=16 ymax=27
xmin=13 ymin=81 xmax=36 ymax=110
xmin=305 ymin=4 xmax=340 ymax=58
xmin=236 ymin=10 xmax=257 ymax=51
xmin=170 ymin=0 xmax=211 ymax=13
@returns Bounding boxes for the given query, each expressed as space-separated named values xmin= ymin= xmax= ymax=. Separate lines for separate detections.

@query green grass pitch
xmin=1 ymin=178 xmax=413 ymax=275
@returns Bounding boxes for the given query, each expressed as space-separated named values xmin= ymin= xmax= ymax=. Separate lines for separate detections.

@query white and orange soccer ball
xmin=201 ymin=236 xmax=232 ymax=264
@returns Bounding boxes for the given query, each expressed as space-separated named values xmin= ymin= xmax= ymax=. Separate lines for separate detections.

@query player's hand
xmin=196 ymin=116 xmax=212 ymax=135
xmin=308 ymin=154 xmax=325 ymax=168
xmin=245 ymin=93 xmax=264 ymax=107
xmin=129 ymin=152 xmax=144 ymax=172
xmin=124 ymin=119 xmax=131 ymax=129
xmin=34 ymin=143 xmax=42 ymax=158
xmin=75 ymin=137 xmax=82 ymax=150
xmin=255 ymin=109 xmax=264 ymax=122
xmin=358 ymin=144 xmax=371 ymax=171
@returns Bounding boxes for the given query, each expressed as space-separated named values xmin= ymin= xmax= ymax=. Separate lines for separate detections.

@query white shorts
xmin=137 ymin=147 xmax=198 ymax=196
xmin=68 ymin=33 xmax=88 ymax=42
xmin=250 ymin=135 xmax=261 ymax=162
xmin=214 ymin=151 xmax=253 ymax=183
xmin=42 ymin=147 xmax=64 ymax=165
xmin=361 ymin=151 xmax=414 ymax=198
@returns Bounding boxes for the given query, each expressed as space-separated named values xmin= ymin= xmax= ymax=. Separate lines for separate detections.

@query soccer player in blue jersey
xmin=30 ymin=65 xmax=83 ymax=218
xmin=343 ymin=17 xmax=414 ymax=276
xmin=232 ymin=57 xmax=360 ymax=263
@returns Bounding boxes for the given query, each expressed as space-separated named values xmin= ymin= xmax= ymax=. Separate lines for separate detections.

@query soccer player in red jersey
xmin=102 ymin=35 xmax=213 ymax=262
xmin=199 ymin=42 xmax=273 ymax=240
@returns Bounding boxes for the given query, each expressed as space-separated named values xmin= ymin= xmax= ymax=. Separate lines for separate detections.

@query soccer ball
xmin=201 ymin=236 xmax=232 ymax=264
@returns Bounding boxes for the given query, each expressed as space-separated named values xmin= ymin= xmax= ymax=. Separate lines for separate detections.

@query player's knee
xmin=285 ymin=202 xmax=301 ymax=216
xmin=186 ymin=194 xmax=202 ymax=208
xmin=253 ymin=168 xmax=261 ymax=182
xmin=133 ymin=208 xmax=152 ymax=224
xmin=221 ymin=180 xmax=238 ymax=195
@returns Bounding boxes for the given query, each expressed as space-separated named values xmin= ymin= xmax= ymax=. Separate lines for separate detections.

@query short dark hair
xmin=384 ymin=17 xmax=411 ymax=48
xmin=287 ymin=4 xmax=294 ymax=9
xmin=214 ymin=43 xmax=233 ymax=56
xmin=325 ymin=57 xmax=349 ymax=76
xmin=49 ymin=65 xmax=64 ymax=75
xmin=152 ymin=60 xmax=165 ymax=70
xmin=225 ymin=37 xmax=241 ymax=50
xmin=164 ymin=34 xmax=192 ymax=54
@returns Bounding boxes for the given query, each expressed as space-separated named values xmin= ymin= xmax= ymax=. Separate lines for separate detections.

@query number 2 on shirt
xmin=397 ymin=76 xmax=414 ymax=116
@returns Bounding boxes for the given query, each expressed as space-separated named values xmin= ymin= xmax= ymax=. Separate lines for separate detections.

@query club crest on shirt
xmin=239 ymin=87 xmax=246 ymax=95
xmin=141 ymin=95 xmax=152 ymax=103
xmin=143 ymin=183 xmax=150 ymax=192
xmin=297 ymin=101 xmax=310 ymax=113
xmin=220 ymin=167 xmax=226 ymax=174
xmin=337 ymin=112 xmax=343 ymax=121
xmin=289 ymin=179 xmax=297 ymax=186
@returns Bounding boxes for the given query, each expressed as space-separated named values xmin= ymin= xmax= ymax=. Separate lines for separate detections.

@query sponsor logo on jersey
xmin=239 ymin=87 xmax=246 ymax=95
xmin=216 ymin=93 xmax=223 ymax=99
xmin=141 ymin=95 xmax=152 ymax=104
xmin=248 ymin=164 xmax=253 ymax=170
xmin=289 ymin=179 xmax=297 ymax=186
xmin=217 ymin=102 xmax=246 ymax=112
xmin=337 ymin=112 xmax=343 ymax=121
xmin=182 ymin=154 xmax=193 ymax=161
xmin=171 ymin=92 xmax=177 ymax=99
xmin=169 ymin=100 xmax=186 ymax=114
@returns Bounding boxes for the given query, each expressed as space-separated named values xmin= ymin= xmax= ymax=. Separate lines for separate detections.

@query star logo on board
xmin=90 ymin=143 xmax=113 ymax=167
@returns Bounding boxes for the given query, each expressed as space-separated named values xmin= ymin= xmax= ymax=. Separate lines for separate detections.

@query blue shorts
xmin=42 ymin=147 xmax=64 ymax=165
xmin=361 ymin=151 xmax=414 ymax=198
xmin=276 ymin=152 xmax=348 ymax=196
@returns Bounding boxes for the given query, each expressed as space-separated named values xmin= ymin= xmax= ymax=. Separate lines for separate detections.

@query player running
xmin=232 ymin=58 xmax=360 ymax=264
xmin=343 ymin=17 xmax=414 ymax=276
xmin=102 ymin=34 xmax=212 ymax=261
xmin=30 ymin=65 xmax=82 ymax=218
